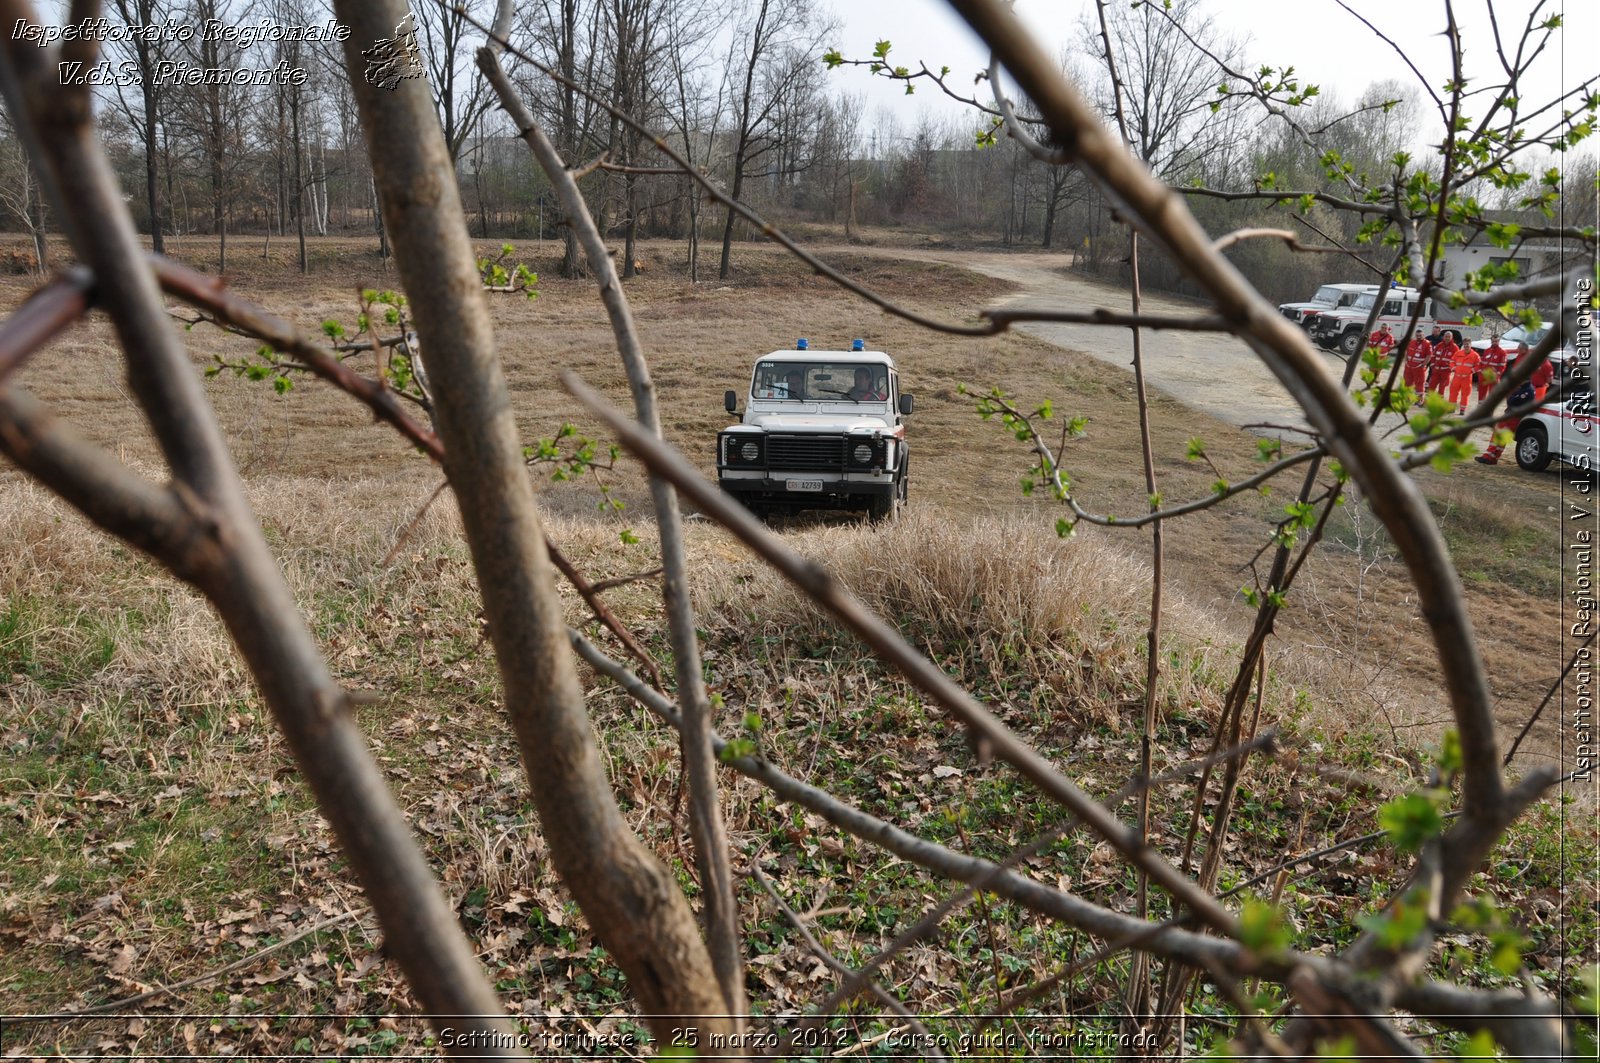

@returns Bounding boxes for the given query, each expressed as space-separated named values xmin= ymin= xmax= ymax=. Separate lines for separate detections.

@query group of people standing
xmin=1379 ymin=324 xmax=1555 ymax=465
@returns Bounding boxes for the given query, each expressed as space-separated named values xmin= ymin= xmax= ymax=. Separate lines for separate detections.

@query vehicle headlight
xmin=741 ymin=441 xmax=760 ymax=462
xmin=852 ymin=442 xmax=873 ymax=464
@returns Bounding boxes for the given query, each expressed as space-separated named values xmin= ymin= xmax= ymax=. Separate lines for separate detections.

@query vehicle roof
xmin=758 ymin=350 xmax=896 ymax=366
xmin=1317 ymin=282 xmax=1382 ymax=292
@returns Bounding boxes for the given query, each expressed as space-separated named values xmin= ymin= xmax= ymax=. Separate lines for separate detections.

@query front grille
xmin=767 ymin=434 xmax=845 ymax=470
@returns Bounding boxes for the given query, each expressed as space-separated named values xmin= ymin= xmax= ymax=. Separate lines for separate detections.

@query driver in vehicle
xmin=847 ymin=367 xmax=886 ymax=400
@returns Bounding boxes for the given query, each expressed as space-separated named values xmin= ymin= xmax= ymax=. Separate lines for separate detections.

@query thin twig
xmin=1504 ymin=627 xmax=1598 ymax=765
xmin=982 ymin=306 xmax=1234 ymax=332
xmin=380 ymin=478 xmax=451 ymax=569
xmin=587 ymin=567 xmax=665 ymax=594
xmin=568 ymin=627 xmax=1312 ymax=982
xmin=1209 ymin=228 xmax=1349 ymax=255
xmin=152 ymin=250 xmax=667 ymax=691
xmin=13 ymin=910 xmax=363 ymax=1021
xmin=744 ymin=866 xmax=945 ymax=1061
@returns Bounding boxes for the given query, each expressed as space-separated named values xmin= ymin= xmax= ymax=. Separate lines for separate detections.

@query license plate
xmin=785 ymin=479 xmax=824 ymax=492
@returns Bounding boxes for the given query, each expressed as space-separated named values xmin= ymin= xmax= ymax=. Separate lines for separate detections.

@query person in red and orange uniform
xmin=1448 ymin=340 xmax=1480 ymax=413
xmin=1476 ymin=380 xmax=1537 ymax=465
xmin=1527 ymin=344 xmax=1555 ymax=402
xmin=1427 ymin=332 xmax=1458 ymax=396
xmin=1369 ymin=324 xmax=1395 ymax=359
xmin=1477 ymin=336 xmax=1507 ymax=401
xmin=1402 ymin=333 xmax=1432 ymax=400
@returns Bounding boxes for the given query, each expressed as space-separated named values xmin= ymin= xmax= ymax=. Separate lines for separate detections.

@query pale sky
xmin=825 ymin=0 xmax=1599 ymax=146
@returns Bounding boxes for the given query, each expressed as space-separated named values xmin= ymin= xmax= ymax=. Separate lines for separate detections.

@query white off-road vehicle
xmin=1309 ymin=285 xmax=1480 ymax=357
xmin=1514 ymin=358 xmax=1596 ymax=473
xmin=1278 ymin=282 xmax=1375 ymax=331
xmin=717 ymin=340 xmax=913 ymax=521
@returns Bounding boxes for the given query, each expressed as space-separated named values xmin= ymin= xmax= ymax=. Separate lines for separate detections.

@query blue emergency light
xmin=796 ymin=338 xmax=809 ymax=350
xmin=852 ymin=338 xmax=865 ymax=350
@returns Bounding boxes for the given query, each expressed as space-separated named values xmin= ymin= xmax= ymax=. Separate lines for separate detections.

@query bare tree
xmin=414 ymin=0 xmax=501 ymax=167
xmin=107 ymin=0 xmax=174 ymax=253
xmin=662 ymin=0 xmax=725 ymax=279
xmin=1081 ymin=0 xmax=1245 ymax=181
xmin=716 ymin=0 xmax=815 ymax=279
xmin=171 ymin=0 xmax=245 ymax=269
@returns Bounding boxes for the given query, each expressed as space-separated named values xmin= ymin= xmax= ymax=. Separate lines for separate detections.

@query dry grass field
xmin=0 ymin=234 xmax=1591 ymax=1056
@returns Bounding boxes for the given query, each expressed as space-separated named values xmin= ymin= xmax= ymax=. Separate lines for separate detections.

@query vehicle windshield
xmin=1312 ymin=286 xmax=1344 ymax=305
xmin=1502 ymin=323 xmax=1551 ymax=347
xmin=1351 ymin=293 xmax=1377 ymax=311
xmin=750 ymin=361 xmax=888 ymax=402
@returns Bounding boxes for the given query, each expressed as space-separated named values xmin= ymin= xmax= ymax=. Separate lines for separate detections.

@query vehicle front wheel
xmin=867 ymin=490 xmax=900 ymax=523
xmin=1515 ymin=424 xmax=1552 ymax=471
xmin=1338 ymin=329 xmax=1364 ymax=358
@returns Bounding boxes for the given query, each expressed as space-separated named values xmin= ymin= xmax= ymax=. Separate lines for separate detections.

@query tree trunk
xmin=717 ymin=164 xmax=745 ymax=280
xmin=339 ymin=5 xmax=735 ymax=1042
xmin=292 ymin=87 xmax=307 ymax=274
xmin=622 ymin=172 xmax=638 ymax=279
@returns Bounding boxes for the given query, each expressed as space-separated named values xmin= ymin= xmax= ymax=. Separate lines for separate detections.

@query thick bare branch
xmin=0 ymin=6 xmax=517 ymax=1047
xmin=0 ymin=266 xmax=92 ymax=382
xmin=1394 ymin=979 xmax=1568 ymax=1062
xmin=0 ymin=387 xmax=225 ymax=584
xmin=477 ymin=34 xmax=744 ymax=1018
xmin=333 ymin=0 xmax=729 ymax=1039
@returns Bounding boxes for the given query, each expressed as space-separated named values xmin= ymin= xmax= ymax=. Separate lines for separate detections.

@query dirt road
xmin=870 ymin=247 xmax=1399 ymax=437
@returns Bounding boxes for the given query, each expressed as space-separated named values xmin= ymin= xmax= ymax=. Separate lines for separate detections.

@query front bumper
xmin=718 ymin=475 xmax=896 ymax=508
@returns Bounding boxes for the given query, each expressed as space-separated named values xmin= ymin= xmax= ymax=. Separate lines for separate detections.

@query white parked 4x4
xmin=1309 ymin=285 xmax=1478 ymax=357
xmin=1515 ymin=393 xmax=1597 ymax=473
xmin=1278 ymin=282 xmax=1375 ymax=331
xmin=717 ymin=340 xmax=912 ymax=521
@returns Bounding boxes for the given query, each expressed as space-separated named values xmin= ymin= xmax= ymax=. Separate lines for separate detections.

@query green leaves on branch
xmin=1377 ymin=792 xmax=1446 ymax=853
xmin=476 ymin=244 xmax=539 ymax=299
xmin=1357 ymin=887 xmax=1431 ymax=949
xmin=204 ymin=346 xmax=294 ymax=396
xmin=1272 ymin=499 xmax=1318 ymax=550
xmin=522 ymin=424 xmax=634 ymax=540
xmin=1237 ymin=895 xmax=1293 ymax=959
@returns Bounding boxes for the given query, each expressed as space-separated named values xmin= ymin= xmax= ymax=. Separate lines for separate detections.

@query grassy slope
xmin=0 ymin=236 xmax=1591 ymax=1056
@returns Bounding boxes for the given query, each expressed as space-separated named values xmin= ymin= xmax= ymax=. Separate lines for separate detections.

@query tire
xmin=1338 ymin=329 xmax=1363 ymax=358
xmin=867 ymin=489 xmax=899 ymax=523
xmin=1515 ymin=424 xmax=1552 ymax=471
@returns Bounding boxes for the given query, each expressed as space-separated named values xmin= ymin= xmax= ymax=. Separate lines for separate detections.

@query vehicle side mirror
xmin=725 ymin=390 xmax=738 ymax=414
xmin=898 ymin=394 xmax=914 ymax=416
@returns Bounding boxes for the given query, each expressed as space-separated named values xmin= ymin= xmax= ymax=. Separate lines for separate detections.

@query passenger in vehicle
xmin=847 ymin=367 xmax=886 ymax=401
xmin=779 ymin=370 xmax=806 ymax=399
